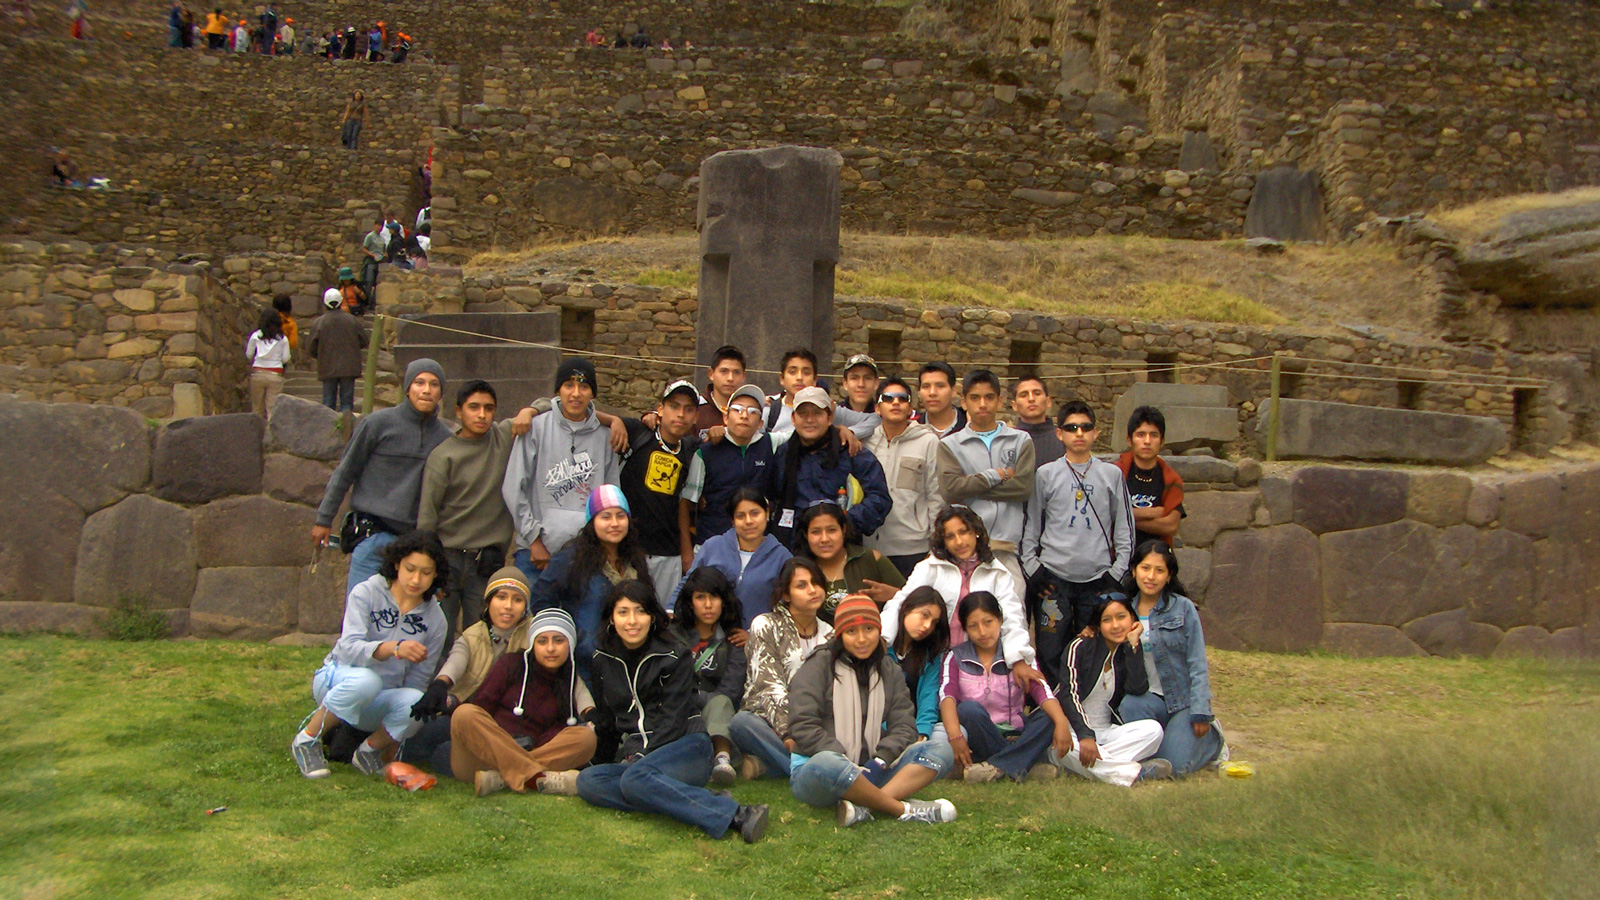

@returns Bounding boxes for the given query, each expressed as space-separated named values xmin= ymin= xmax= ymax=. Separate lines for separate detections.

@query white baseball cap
xmin=322 ymin=287 xmax=342 ymax=310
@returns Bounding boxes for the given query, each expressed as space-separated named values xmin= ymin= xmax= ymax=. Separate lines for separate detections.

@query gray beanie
xmin=404 ymin=358 xmax=445 ymax=392
xmin=529 ymin=607 xmax=578 ymax=648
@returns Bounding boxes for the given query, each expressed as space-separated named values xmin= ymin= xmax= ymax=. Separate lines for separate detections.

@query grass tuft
xmin=96 ymin=595 xmax=170 ymax=642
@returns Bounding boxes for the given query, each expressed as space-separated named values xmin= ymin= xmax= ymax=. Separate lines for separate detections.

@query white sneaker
xmin=898 ymin=798 xmax=957 ymax=824
xmin=836 ymin=799 xmax=873 ymax=827
xmin=474 ymin=769 xmax=506 ymax=797
xmin=711 ymin=759 xmax=737 ymax=786
xmin=963 ymin=762 xmax=1005 ymax=784
xmin=537 ymin=769 xmax=581 ymax=796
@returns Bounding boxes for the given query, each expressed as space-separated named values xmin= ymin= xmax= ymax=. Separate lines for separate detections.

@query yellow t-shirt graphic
xmin=645 ymin=450 xmax=683 ymax=495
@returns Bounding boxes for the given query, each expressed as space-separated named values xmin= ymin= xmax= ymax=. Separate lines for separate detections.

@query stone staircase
xmin=391 ymin=312 xmax=562 ymax=411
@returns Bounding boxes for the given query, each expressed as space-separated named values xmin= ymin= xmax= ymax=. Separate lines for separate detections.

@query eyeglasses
xmin=878 ymin=392 xmax=912 ymax=404
xmin=1059 ymin=422 xmax=1094 ymax=433
xmin=726 ymin=405 xmax=761 ymax=416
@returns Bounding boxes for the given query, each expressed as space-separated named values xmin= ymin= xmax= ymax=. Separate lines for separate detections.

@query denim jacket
xmin=1143 ymin=592 xmax=1213 ymax=724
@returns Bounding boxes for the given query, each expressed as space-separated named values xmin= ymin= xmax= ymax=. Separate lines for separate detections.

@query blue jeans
xmin=395 ymin=715 xmax=453 ymax=773
xmin=322 ymin=377 xmax=355 ymax=412
xmin=1117 ymin=692 xmax=1222 ymax=777
xmin=789 ymin=740 xmax=954 ymax=808
xmin=955 ymin=700 xmax=1055 ymax=780
xmin=312 ymin=663 xmax=424 ymax=743
xmin=576 ymin=733 xmax=738 ymax=838
xmin=347 ymin=531 xmax=397 ymax=600
xmin=728 ymin=711 xmax=791 ymax=778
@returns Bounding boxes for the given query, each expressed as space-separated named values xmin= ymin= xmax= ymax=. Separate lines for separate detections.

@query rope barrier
xmin=378 ymin=315 xmax=1549 ymax=391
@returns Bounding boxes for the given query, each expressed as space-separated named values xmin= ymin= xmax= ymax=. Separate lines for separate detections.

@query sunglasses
xmin=878 ymin=392 xmax=912 ymax=404
xmin=1059 ymin=422 xmax=1094 ymax=433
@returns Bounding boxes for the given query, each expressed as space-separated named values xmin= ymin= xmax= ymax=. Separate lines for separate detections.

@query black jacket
xmin=672 ymin=623 xmax=747 ymax=711
xmin=590 ymin=632 xmax=704 ymax=762
xmin=1057 ymin=635 xmax=1149 ymax=741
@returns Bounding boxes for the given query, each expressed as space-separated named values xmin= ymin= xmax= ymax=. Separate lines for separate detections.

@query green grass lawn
xmin=3 ymin=636 xmax=1596 ymax=900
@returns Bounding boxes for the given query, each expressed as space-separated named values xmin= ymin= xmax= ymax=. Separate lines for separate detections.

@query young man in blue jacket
xmin=769 ymin=387 xmax=891 ymax=548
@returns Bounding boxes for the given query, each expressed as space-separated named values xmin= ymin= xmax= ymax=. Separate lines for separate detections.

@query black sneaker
xmin=731 ymin=803 xmax=769 ymax=843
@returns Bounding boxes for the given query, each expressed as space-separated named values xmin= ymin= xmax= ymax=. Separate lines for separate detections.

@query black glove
xmin=409 ymin=679 xmax=451 ymax=721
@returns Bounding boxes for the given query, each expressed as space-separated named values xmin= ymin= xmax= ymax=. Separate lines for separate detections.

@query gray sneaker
xmin=351 ymin=743 xmax=386 ymax=776
xmin=711 ymin=759 xmax=737 ymax=786
xmin=474 ymin=769 xmax=507 ymax=797
xmin=291 ymin=737 xmax=330 ymax=779
xmin=898 ymin=798 xmax=957 ymax=824
xmin=1138 ymin=758 xmax=1175 ymax=782
xmin=836 ymin=799 xmax=873 ymax=827
xmin=963 ymin=762 xmax=1005 ymax=784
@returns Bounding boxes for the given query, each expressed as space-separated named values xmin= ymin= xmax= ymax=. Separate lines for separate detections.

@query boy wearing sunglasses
xmin=864 ymin=377 xmax=943 ymax=577
xmin=1020 ymin=400 xmax=1135 ymax=687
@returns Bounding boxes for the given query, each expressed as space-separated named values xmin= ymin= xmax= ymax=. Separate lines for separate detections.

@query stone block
xmin=267 ymin=394 xmax=349 ymax=461
xmin=1245 ymin=166 xmax=1325 ymax=242
xmin=1499 ymin=473 xmax=1562 ymax=538
xmin=1532 ymin=539 xmax=1592 ymax=631
xmin=1111 ymin=383 xmax=1234 ymax=452
xmin=190 ymin=567 xmax=298 ymax=639
xmin=1320 ymin=623 xmax=1426 ymax=657
xmin=1461 ymin=528 xmax=1537 ymax=629
xmin=1402 ymin=609 xmax=1503 ymax=657
xmin=0 ymin=601 xmax=97 ymax=635
xmin=1320 ymin=520 xmax=1475 ymax=626
xmin=1177 ymin=491 xmax=1258 ymax=547
xmin=1257 ymin=399 xmax=1506 ymax=465
xmin=264 ymin=454 xmax=335 ymax=506
xmin=697 ymin=147 xmax=841 ymax=395
xmin=73 ymin=495 xmax=196 ymax=609
xmin=1257 ymin=474 xmax=1293 ymax=525
xmin=298 ymin=558 xmax=348 ymax=633
xmin=1465 ymin=480 xmax=1502 ymax=526
xmin=1174 ymin=547 xmax=1210 ymax=602
xmin=1406 ymin=471 xmax=1471 ymax=527
xmin=1206 ymin=524 xmax=1323 ymax=651
xmin=152 ymin=413 xmax=264 ymax=503
xmin=193 ymin=496 xmax=315 ymax=568
xmin=1164 ymin=455 xmax=1236 ymax=484
xmin=1493 ymin=625 xmax=1555 ymax=658
xmin=0 ymin=483 xmax=84 ymax=605
xmin=171 ymin=383 xmax=204 ymax=419
xmin=1291 ymin=467 xmax=1407 ymax=534
xmin=0 ymin=396 xmax=150 ymax=512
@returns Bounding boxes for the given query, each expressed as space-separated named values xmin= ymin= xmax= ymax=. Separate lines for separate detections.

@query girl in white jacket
xmin=881 ymin=506 xmax=1041 ymax=683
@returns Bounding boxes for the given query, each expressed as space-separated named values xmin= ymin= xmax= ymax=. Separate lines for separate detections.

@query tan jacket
xmin=740 ymin=603 xmax=833 ymax=738
xmin=448 ymin=618 xmax=531 ymax=703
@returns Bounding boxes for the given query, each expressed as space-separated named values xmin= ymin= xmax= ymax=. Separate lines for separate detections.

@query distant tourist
xmin=67 ymin=0 xmax=87 ymax=39
xmin=49 ymin=148 xmax=81 ymax=187
xmin=271 ymin=293 xmax=298 ymax=355
xmin=167 ymin=0 xmax=184 ymax=47
xmin=202 ymin=5 xmax=226 ymax=48
xmin=244 ymin=306 xmax=290 ymax=417
xmin=360 ymin=216 xmax=385 ymax=299
xmin=340 ymin=89 xmax=367 ymax=149
xmin=231 ymin=18 xmax=247 ymax=52
xmin=391 ymin=32 xmax=410 ymax=63
xmin=305 ymin=289 xmax=366 ymax=411
xmin=584 ymin=28 xmax=602 ymax=46
xmin=335 ymin=265 xmax=367 ymax=316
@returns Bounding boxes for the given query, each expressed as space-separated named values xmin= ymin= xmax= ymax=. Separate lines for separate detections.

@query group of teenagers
xmin=289 ymin=345 xmax=1224 ymax=843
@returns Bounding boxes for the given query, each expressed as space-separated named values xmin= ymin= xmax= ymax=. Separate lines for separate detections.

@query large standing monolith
xmin=697 ymin=147 xmax=842 ymax=393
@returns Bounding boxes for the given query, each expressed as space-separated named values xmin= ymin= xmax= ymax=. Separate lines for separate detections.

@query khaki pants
xmin=249 ymin=370 xmax=283 ymax=417
xmin=449 ymin=703 xmax=597 ymax=791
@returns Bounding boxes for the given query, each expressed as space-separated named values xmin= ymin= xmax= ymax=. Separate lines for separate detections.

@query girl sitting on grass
xmin=448 ymin=607 xmax=597 ymax=797
xmin=936 ymin=591 xmax=1073 ymax=783
xmin=1056 ymin=594 xmax=1169 ymax=787
xmin=400 ymin=567 xmax=533 ymax=774
xmin=291 ymin=531 xmax=448 ymax=779
xmin=1116 ymin=540 xmax=1225 ymax=777
xmin=729 ymin=558 xmax=833 ymax=779
xmin=788 ymin=595 xmax=958 ymax=827
xmin=577 ymin=580 xmax=770 ymax=843
xmin=887 ymin=586 xmax=951 ymax=739
xmin=671 ymin=567 xmax=747 ymax=786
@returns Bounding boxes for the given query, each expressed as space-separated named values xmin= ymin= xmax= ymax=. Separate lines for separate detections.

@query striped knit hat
xmin=529 ymin=608 xmax=577 ymax=649
xmin=832 ymin=595 xmax=881 ymax=634
xmin=516 ymin=608 xmax=582 ymax=725
xmin=585 ymin=484 xmax=630 ymax=523
xmin=482 ymin=566 xmax=531 ymax=603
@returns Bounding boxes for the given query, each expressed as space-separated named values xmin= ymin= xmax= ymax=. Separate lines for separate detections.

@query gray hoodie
xmin=500 ymin=399 xmax=620 ymax=555
xmin=323 ymin=572 xmax=448 ymax=692
xmin=1021 ymin=456 xmax=1134 ymax=583
xmin=937 ymin=423 xmax=1036 ymax=549
xmin=315 ymin=398 xmax=453 ymax=532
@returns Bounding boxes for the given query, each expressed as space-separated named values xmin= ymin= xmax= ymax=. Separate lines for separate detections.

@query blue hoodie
xmin=671 ymin=530 xmax=792 ymax=628
xmin=528 ymin=543 xmax=616 ymax=681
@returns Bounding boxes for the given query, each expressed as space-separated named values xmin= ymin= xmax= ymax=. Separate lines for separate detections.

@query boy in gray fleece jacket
xmin=314 ymin=358 xmax=453 ymax=598
xmin=1020 ymin=400 xmax=1133 ymax=688
xmin=500 ymin=358 xmax=620 ymax=576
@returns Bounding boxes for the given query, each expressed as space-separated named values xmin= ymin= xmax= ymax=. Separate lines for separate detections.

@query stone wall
xmin=0 ymin=394 xmax=349 ymax=641
xmin=2 ymin=389 xmax=1593 ymax=659
xmin=1165 ymin=457 xmax=1600 ymax=660
xmin=437 ymin=271 xmax=1591 ymax=453
xmin=0 ymin=240 xmax=258 ymax=417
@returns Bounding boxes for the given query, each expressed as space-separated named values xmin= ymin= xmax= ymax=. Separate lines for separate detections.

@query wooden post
xmin=1266 ymin=352 xmax=1282 ymax=462
xmin=361 ymin=316 xmax=381 ymax=415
